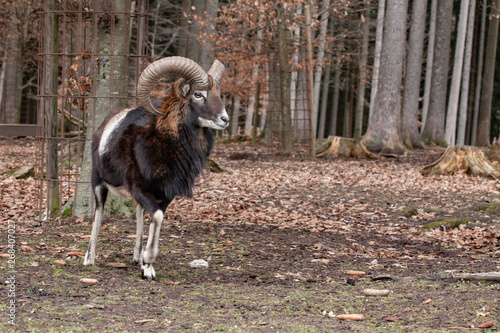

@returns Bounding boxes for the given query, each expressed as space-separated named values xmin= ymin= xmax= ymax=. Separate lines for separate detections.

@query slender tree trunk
xmin=361 ymin=0 xmax=407 ymax=154
xmin=44 ymin=0 xmax=59 ymax=212
xmin=312 ymin=0 xmax=330 ymax=137
xmin=329 ymin=63 xmax=341 ymax=136
xmin=343 ymin=69 xmax=351 ymax=138
xmin=422 ymin=0 xmax=453 ymax=146
xmin=456 ymin=0 xmax=477 ymax=145
xmin=421 ymin=0 xmax=437 ymax=134
xmin=355 ymin=5 xmax=370 ymax=142
xmin=401 ymin=0 xmax=427 ymax=148
xmin=246 ymin=16 xmax=264 ymax=132
xmin=318 ymin=65 xmax=330 ymax=139
xmin=445 ymin=0 xmax=470 ymax=146
xmin=229 ymin=96 xmax=240 ymax=137
xmin=289 ymin=6 xmax=301 ymax=136
xmin=476 ymin=0 xmax=500 ymax=146
xmin=186 ymin=0 xmax=203 ymax=62
xmin=2 ymin=3 xmax=24 ymax=124
xmin=369 ymin=0 xmax=386 ymax=121
xmin=277 ymin=3 xmax=293 ymax=154
xmin=199 ymin=0 xmax=218 ymax=70
xmin=177 ymin=0 xmax=192 ymax=57
xmin=471 ymin=0 xmax=487 ymax=145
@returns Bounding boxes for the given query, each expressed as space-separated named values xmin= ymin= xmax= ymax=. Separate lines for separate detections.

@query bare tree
xmin=354 ymin=5 xmax=370 ymax=142
xmin=361 ymin=0 xmax=407 ymax=154
xmin=369 ymin=0 xmax=385 ymax=121
xmin=445 ymin=0 xmax=470 ymax=146
xmin=312 ymin=0 xmax=330 ymax=137
xmin=401 ymin=0 xmax=427 ymax=148
xmin=421 ymin=0 xmax=437 ymax=134
xmin=456 ymin=0 xmax=477 ymax=145
xmin=471 ymin=0 xmax=487 ymax=145
xmin=475 ymin=0 xmax=500 ymax=146
xmin=422 ymin=0 xmax=453 ymax=146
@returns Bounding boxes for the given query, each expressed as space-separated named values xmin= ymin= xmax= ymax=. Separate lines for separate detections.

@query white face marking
xmin=198 ymin=108 xmax=229 ymax=130
xmin=99 ymin=109 xmax=132 ymax=156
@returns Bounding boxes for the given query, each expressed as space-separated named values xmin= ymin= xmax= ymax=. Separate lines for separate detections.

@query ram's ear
xmin=181 ymin=83 xmax=191 ymax=97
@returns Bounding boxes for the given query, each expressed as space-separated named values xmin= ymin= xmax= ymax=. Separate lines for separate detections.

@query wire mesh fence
xmin=35 ymin=0 xmax=148 ymax=222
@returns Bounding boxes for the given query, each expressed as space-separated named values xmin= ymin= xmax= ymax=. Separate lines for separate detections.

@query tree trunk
xmin=277 ymin=4 xmax=293 ymax=154
xmin=329 ymin=62 xmax=341 ymax=136
xmin=186 ymin=0 xmax=204 ymax=62
xmin=355 ymin=5 xmax=370 ymax=142
xmin=177 ymin=0 xmax=192 ymax=57
xmin=369 ymin=0 xmax=386 ymax=121
xmin=456 ymin=0 xmax=477 ymax=145
xmin=199 ymin=0 xmax=218 ymax=70
xmin=471 ymin=0 xmax=487 ymax=145
xmin=75 ymin=0 xmax=131 ymax=217
xmin=361 ymin=0 xmax=407 ymax=154
xmin=421 ymin=0 xmax=437 ymax=134
xmin=43 ymin=0 xmax=60 ymax=212
xmin=421 ymin=146 xmax=500 ymax=179
xmin=246 ymin=16 xmax=264 ymax=132
xmin=401 ymin=0 xmax=427 ymax=148
xmin=317 ymin=65 xmax=331 ymax=139
xmin=444 ymin=0 xmax=470 ymax=146
xmin=422 ymin=0 xmax=454 ymax=146
xmin=2 ymin=3 xmax=24 ymax=124
xmin=475 ymin=0 xmax=500 ymax=146
xmin=312 ymin=0 xmax=330 ymax=137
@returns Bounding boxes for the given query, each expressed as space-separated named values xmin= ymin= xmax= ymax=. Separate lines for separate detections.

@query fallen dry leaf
xmin=363 ymin=289 xmax=391 ymax=296
xmin=0 ymin=253 xmax=11 ymax=258
xmin=21 ymin=245 xmax=34 ymax=252
xmin=384 ymin=316 xmax=400 ymax=322
xmin=106 ymin=262 xmax=127 ymax=268
xmin=423 ymin=299 xmax=433 ymax=304
xmin=478 ymin=320 xmax=494 ymax=329
xmin=54 ymin=260 xmax=66 ymax=265
xmin=346 ymin=270 xmax=366 ymax=276
xmin=79 ymin=278 xmax=98 ymax=285
xmin=67 ymin=251 xmax=85 ymax=257
xmin=336 ymin=314 xmax=365 ymax=321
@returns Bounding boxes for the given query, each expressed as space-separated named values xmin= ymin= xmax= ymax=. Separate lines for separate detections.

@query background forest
xmin=0 ymin=0 xmax=499 ymax=154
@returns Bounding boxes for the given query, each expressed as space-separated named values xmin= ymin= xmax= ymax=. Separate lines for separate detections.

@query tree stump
xmin=421 ymin=146 xmax=500 ymax=179
xmin=315 ymin=136 xmax=376 ymax=159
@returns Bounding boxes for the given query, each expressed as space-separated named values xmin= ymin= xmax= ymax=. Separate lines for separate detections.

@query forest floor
xmin=0 ymin=137 xmax=499 ymax=332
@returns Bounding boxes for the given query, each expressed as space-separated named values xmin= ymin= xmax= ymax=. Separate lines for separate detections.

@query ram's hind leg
xmin=84 ymin=185 xmax=108 ymax=266
xmin=133 ymin=205 xmax=145 ymax=265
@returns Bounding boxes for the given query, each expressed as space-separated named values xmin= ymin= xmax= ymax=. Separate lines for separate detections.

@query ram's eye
xmin=193 ymin=92 xmax=204 ymax=99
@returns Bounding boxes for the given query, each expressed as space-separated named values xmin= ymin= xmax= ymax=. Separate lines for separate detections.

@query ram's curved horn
xmin=137 ymin=56 xmax=209 ymax=115
xmin=207 ymin=60 xmax=225 ymax=85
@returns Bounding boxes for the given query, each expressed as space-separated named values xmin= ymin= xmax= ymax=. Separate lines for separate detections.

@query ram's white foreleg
xmin=133 ymin=205 xmax=144 ymax=265
xmin=84 ymin=187 xmax=106 ymax=266
xmin=141 ymin=210 xmax=164 ymax=280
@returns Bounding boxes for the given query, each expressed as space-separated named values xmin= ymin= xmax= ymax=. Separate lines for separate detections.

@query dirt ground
xmin=0 ymin=137 xmax=499 ymax=332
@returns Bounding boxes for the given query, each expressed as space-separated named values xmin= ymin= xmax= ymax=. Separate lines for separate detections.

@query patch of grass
xmin=423 ymin=217 xmax=470 ymax=229
xmin=471 ymin=202 xmax=500 ymax=215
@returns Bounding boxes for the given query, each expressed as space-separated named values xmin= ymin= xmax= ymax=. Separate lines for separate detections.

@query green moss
xmin=423 ymin=217 xmax=470 ymax=229
xmin=62 ymin=208 xmax=72 ymax=216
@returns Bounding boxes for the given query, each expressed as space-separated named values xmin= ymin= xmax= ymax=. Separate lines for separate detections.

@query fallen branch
xmin=372 ymin=271 xmax=500 ymax=282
